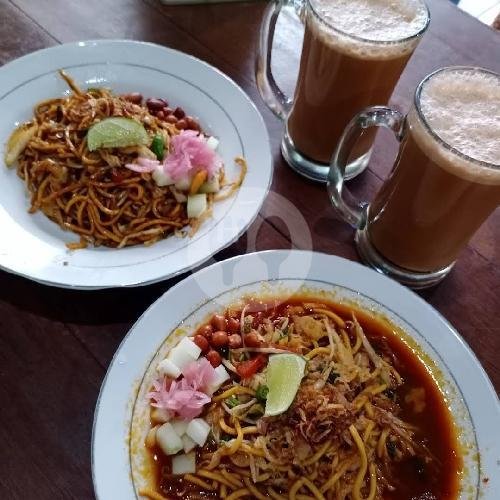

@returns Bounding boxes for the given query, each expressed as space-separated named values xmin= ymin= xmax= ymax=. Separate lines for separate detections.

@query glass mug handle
xmin=256 ymin=0 xmax=305 ymax=119
xmin=327 ymin=106 xmax=405 ymax=228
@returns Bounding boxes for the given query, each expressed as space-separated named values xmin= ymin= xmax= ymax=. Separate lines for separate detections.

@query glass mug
xmin=328 ymin=66 xmax=500 ymax=289
xmin=256 ymin=0 xmax=430 ymax=182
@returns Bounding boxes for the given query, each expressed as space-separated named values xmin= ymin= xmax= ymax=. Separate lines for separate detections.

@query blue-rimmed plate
xmin=92 ymin=250 xmax=499 ymax=500
xmin=0 ymin=40 xmax=272 ymax=289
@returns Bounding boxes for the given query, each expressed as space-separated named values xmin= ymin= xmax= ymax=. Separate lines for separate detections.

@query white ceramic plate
xmin=0 ymin=40 xmax=272 ymax=289
xmin=93 ymin=250 xmax=500 ymax=500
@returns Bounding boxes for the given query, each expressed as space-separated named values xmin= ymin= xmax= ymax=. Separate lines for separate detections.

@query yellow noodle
xmin=350 ymin=425 xmax=368 ymax=500
xmin=302 ymin=440 xmax=332 ymax=466
xmin=219 ymin=418 xmax=258 ymax=436
xmin=341 ymin=330 xmax=352 ymax=352
xmin=240 ymin=443 xmax=266 ymax=457
xmin=290 ymin=479 xmax=305 ymax=499
xmin=313 ymin=308 xmax=346 ymax=328
xmin=220 ymin=417 xmax=244 ymax=456
xmin=362 ymin=421 xmax=375 ymax=443
xmin=377 ymin=428 xmax=391 ymax=459
xmin=213 ymin=386 xmax=256 ymax=402
xmin=352 ymin=326 xmax=363 ymax=354
xmin=305 ymin=347 xmax=331 ymax=359
xmin=320 ymin=461 xmax=350 ymax=493
xmin=184 ymin=474 xmax=213 ymax=490
xmin=268 ymin=487 xmax=287 ymax=500
xmin=9 ymin=72 xmax=245 ymax=250
xmin=301 ymin=478 xmax=326 ymax=500
xmin=226 ymin=488 xmax=251 ymax=500
xmin=366 ymin=464 xmax=377 ymax=500
xmin=243 ymin=478 xmax=267 ymax=500
xmin=197 ymin=470 xmax=234 ymax=489
xmin=221 ymin=470 xmax=243 ymax=488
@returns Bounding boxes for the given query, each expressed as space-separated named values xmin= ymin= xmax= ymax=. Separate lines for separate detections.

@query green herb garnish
xmin=150 ymin=134 xmax=165 ymax=160
xmin=256 ymin=384 xmax=269 ymax=403
xmin=226 ymin=396 xmax=240 ymax=408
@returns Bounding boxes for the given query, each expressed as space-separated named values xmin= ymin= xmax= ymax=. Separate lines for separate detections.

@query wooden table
xmin=0 ymin=0 xmax=498 ymax=498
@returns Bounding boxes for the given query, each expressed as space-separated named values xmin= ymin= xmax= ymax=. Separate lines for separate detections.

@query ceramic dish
xmin=0 ymin=40 xmax=272 ymax=289
xmin=92 ymin=250 xmax=500 ymax=499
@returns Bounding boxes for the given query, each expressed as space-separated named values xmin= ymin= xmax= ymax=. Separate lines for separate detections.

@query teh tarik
xmin=367 ymin=68 xmax=500 ymax=272
xmin=287 ymin=0 xmax=429 ymax=164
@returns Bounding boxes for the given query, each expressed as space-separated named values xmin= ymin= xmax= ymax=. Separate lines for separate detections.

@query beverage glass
xmin=257 ymin=0 xmax=430 ymax=182
xmin=328 ymin=66 xmax=500 ymax=288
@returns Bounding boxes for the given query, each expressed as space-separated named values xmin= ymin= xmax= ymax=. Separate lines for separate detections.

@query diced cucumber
xmin=171 ymin=420 xmax=189 ymax=437
xmin=187 ymin=194 xmax=207 ymax=219
xmin=157 ymin=358 xmax=181 ymax=379
xmin=182 ymin=434 xmax=197 ymax=453
xmin=152 ymin=166 xmax=175 ymax=187
xmin=207 ymin=365 xmax=230 ymax=395
xmin=174 ymin=176 xmax=191 ymax=192
xmin=156 ymin=423 xmax=183 ymax=456
xmin=177 ymin=337 xmax=202 ymax=359
xmin=172 ymin=452 xmax=196 ymax=475
xmin=167 ymin=337 xmax=202 ymax=371
xmin=186 ymin=418 xmax=210 ymax=447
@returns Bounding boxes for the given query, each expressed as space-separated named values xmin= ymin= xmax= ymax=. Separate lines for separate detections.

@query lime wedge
xmin=264 ymin=353 xmax=306 ymax=417
xmin=87 ymin=117 xmax=150 ymax=151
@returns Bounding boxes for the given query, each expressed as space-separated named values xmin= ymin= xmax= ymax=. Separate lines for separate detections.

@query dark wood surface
xmin=0 ymin=1 xmax=498 ymax=498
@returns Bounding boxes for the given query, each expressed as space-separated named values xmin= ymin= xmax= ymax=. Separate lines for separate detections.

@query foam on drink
xmin=409 ymin=68 xmax=500 ymax=185
xmin=309 ymin=0 xmax=429 ymax=60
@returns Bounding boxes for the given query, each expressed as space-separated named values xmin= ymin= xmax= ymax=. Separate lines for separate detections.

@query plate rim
xmin=0 ymin=39 xmax=273 ymax=289
xmin=92 ymin=249 xmax=500 ymax=500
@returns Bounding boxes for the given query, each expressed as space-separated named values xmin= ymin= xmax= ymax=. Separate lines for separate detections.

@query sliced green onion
xmin=226 ymin=396 xmax=240 ymax=408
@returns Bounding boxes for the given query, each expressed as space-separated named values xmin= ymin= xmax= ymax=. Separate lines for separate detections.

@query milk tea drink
xmin=287 ymin=0 xmax=429 ymax=164
xmin=367 ymin=68 xmax=500 ymax=272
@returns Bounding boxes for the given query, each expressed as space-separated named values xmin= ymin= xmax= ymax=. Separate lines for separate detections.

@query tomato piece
xmin=236 ymin=354 xmax=267 ymax=379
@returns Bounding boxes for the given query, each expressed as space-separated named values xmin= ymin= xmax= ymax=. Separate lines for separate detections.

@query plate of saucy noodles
xmin=93 ymin=250 xmax=500 ymax=500
xmin=0 ymin=40 xmax=271 ymax=288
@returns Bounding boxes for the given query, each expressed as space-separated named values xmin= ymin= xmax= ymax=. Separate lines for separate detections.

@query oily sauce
xmin=151 ymin=296 xmax=462 ymax=499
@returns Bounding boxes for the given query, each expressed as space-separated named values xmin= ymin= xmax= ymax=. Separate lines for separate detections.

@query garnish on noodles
xmin=4 ymin=70 xmax=246 ymax=250
xmin=135 ymin=296 xmax=462 ymax=500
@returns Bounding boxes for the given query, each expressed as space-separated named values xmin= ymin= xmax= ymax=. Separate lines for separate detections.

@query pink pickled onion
xmin=147 ymin=377 xmax=211 ymax=419
xmin=147 ymin=358 xmax=217 ymax=419
xmin=125 ymin=157 xmax=159 ymax=173
xmin=163 ymin=130 xmax=221 ymax=180
xmin=182 ymin=357 xmax=216 ymax=392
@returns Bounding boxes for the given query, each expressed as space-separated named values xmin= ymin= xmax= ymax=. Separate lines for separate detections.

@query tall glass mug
xmin=257 ymin=0 xmax=430 ymax=182
xmin=328 ymin=67 xmax=500 ymax=288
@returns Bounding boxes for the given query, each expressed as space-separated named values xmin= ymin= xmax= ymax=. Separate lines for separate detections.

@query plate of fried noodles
xmin=92 ymin=250 xmax=500 ymax=500
xmin=0 ymin=40 xmax=271 ymax=288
